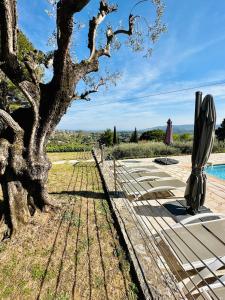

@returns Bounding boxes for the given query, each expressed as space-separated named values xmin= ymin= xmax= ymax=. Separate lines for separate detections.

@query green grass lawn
xmin=48 ymin=151 xmax=93 ymax=162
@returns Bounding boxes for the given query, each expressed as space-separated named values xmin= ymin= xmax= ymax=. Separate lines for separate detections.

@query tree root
xmin=0 ymin=218 xmax=10 ymax=241
xmin=42 ymin=201 xmax=61 ymax=213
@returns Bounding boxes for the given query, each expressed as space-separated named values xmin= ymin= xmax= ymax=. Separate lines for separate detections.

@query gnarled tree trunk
xmin=0 ymin=0 xmax=164 ymax=237
xmin=0 ymin=0 xmax=126 ymax=237
xmin=0 ymin=128 xmax=52 ymax=236
xmin=0 ymin=0 xmax=95 ymax=237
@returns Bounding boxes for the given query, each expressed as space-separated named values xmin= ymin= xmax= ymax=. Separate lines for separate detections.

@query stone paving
xmin=119 ymin=153 xmax=225 ymax=215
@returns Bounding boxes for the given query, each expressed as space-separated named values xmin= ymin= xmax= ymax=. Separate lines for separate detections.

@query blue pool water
xmin=206 ymin=164 xmax=225 ymax=180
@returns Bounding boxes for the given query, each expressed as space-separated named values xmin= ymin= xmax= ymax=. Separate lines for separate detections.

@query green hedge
xmin=47 ymin=144 xmax=92 ymax=152
xmin=46 ymin=140 xmax=225 ymax=155
xmin=107 ymin=141 xmax=225 ymax=160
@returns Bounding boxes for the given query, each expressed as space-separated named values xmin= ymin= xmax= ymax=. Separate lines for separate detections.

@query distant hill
xmin=149 ymin=124 xmax=194 ymax=134
xmin=140 ymin=124 xmax=219 ymax=134
xmin=57 ymin=124 xmax=219 ymax=134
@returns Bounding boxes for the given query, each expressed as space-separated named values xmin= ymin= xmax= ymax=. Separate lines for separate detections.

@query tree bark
xmin=1 ymin=180 xmax=30 ymax=236
xmin=0 ymin=131 xmax=52 ymax=237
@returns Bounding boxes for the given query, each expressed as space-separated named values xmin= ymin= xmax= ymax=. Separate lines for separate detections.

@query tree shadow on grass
xmin=37 ymin=160 xmax=78 ymax=299
xmin=36 ymin=209 xmax=66 ymax=300
xmin=53 ymin=204 xmax=76 ymax=299
xmin=50 ymin=191 xmax=105 ymax=199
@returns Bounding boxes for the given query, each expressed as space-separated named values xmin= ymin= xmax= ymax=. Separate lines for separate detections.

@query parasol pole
xmin=192 ymin=91 xmax=202 ymax=166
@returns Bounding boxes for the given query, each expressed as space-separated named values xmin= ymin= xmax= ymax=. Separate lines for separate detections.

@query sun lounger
xmin=158 ymin=216 xmax=225 ymax=297
xmin=122 ymin=179 xmax=186 ymax=200
xmin=197 ymin=285 xmax=225 ymax=300
xmin=115 ymin=165 xmax=159 ymax=174
xmin=184 ymin=258 xmax=225 ymax=298
xmin=160 ymin=218 xmax=225 ymax=271
xmin=179 ymin=270 xmax=225 ymax=298
xmin=117 ymin=171 xmax=172 ymax=183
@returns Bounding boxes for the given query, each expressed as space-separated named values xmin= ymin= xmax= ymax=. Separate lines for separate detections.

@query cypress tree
xmin=113 ymin=126 xmax=117 ymax=145
xmin=130 ymin=127 xmax=138 ymax=143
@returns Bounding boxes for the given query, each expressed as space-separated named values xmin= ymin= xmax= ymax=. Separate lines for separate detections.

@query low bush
xmin=172 ymin=141 xmax=192 ymax=154
xmin=107 ymin=142 xmax=180 ymax=160
xmin=107 ymin=140 xmax=225 ymax=160
xmin=47 ymin=144 xmax=92 ymax=152
xmin=213 ymin=140 xmax=225 ymax=153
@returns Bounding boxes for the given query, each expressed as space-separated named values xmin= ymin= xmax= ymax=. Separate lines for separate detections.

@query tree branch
xmin=15 ymin=81 xmax=39 ymax=158
xmin=0 ymin=0 xmax=17 ymax=58
xmin=38 ymin=1 xmax=91 ymax=153
xmin=57 ymin=0 xmax=90 ymax=14
xmin=96 ymin=14 xmax=137 ymax=59
xmin=54 ymin=0 xmax=91 ymax=74
xmin=73 ymin=77 xmax=105 ymax=101
xmin=0 ymin=0 xmax=26 ymax=83
xmin=0 ymin=109 xmax=24 ymax=169
xmin=0 ymin=109 xmax=23 ymax=133
xmin=88 ymin=0 xmax=117 ymax=61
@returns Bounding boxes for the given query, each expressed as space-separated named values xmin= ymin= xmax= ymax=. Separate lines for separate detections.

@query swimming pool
xmin=205 ymin=164 xmax=225 ymax=180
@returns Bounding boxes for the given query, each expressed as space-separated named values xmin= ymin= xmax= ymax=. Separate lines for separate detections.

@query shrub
xmin=106 ymin=139 xmax=225 ymax=160
xmin=99 ymin=129 xmax=113 ymax=146
xmin=108 ymin=142 xmax=180 ymax=160
xmin=172 ymin=141 xmax=192 ymax=154
xmin=139 ymin=129 xmax=165 ymax=141
xmin=173 ymin=134 xmax=180 ymax=141
xmin=213 ymin=140 xmax=225 ymax=153
xmin=179 ymin=133 xmax=193 ymax=141
xmin=46 ymin=144 xmax=92 ymax=152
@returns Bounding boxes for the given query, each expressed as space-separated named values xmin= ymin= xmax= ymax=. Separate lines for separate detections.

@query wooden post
xmin=113 ymin=157 xmax=117 ymax=193
xmin=100 ymin=144 xmax=105 ymax=167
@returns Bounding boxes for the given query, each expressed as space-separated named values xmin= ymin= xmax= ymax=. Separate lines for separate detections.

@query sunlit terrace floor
xmin=96 ymin=152 xmax=225 ymax=299
xmin=119 ymin=153 xmax=225 ymax=216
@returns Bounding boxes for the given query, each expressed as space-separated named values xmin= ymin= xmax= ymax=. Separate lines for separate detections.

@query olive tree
xmin=0 ymin=0 xmax=165 ymax=237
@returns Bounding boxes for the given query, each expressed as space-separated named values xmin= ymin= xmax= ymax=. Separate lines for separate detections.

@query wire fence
xmin=93 ymin=146 xmax=225 ymax=300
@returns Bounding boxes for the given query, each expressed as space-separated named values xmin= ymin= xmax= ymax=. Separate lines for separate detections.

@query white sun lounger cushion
xmin=122 ymin=179 xmax=186 ymax=198
xmin=117 ymin=171 xmax=171 ymax=183
xmin=161 ymin=219 xmax=225 ymax=271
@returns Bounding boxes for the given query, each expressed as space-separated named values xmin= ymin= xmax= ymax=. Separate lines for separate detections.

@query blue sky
xmin=18 ymin=0 xmax=225 ymax=130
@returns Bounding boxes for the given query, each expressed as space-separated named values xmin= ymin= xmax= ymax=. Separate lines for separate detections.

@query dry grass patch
xmin=0 ymin=154 xmax=138 ymax=299
xmin=48 ymin=151 xmax=93 ymax=162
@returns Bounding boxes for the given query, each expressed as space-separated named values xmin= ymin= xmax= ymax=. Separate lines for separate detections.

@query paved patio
xmin=95 ymin=151 xmax=225 ymax=299
xmin=119 ymin=153 xmax=225 ymax=216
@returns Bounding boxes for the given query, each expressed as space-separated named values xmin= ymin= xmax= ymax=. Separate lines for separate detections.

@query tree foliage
xmin=216 ymin=119 xmax=225 ymax=141
xmin=130 ymin=127 xmax=138 ymax=143
xmin=0 ymin=31 xmax=44 ymax=113
xmin=99 ymin=129 xmax=113 ymax=146
xmin=139 ymin=129 xmax=165 ymax=141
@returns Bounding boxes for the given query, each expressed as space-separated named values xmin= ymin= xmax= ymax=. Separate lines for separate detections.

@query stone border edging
xmin=92 ymin=150 xmax=154 ymax=300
